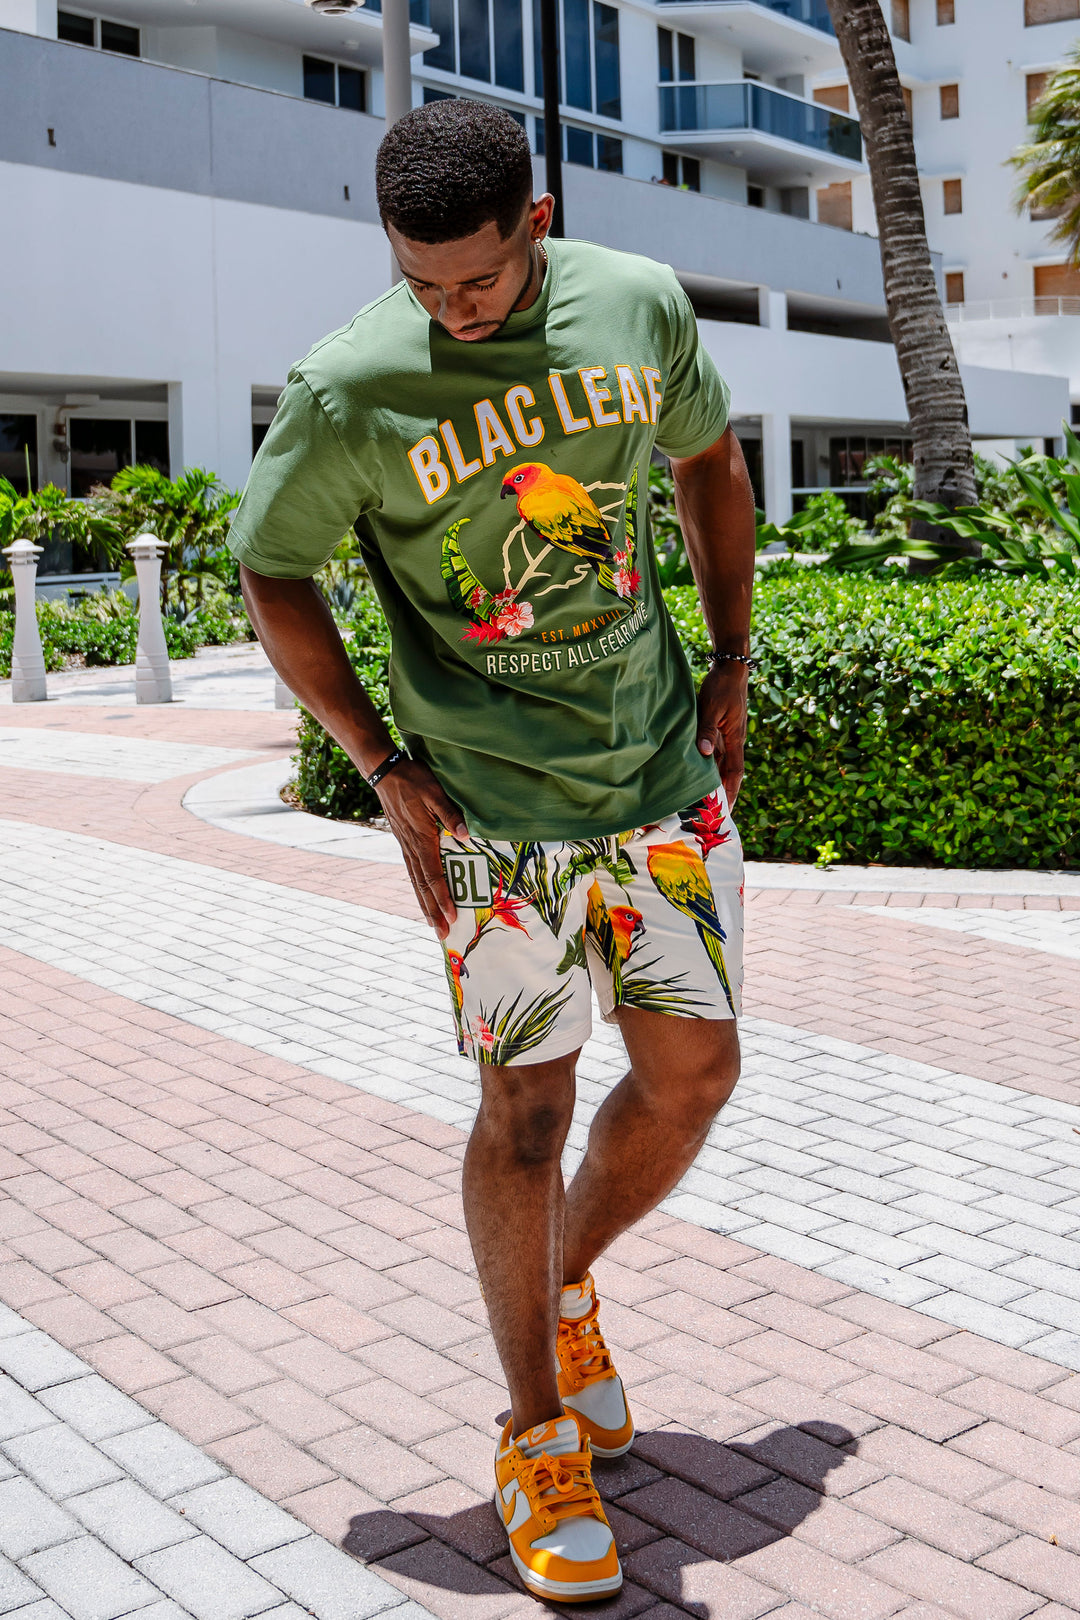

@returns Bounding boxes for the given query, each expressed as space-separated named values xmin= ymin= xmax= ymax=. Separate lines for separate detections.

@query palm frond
xmin=477 ymin=985 xmax=574 ymax=1065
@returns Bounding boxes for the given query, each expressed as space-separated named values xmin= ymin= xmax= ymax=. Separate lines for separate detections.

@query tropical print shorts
xmin=439 ymin=787 xmax=744 ymax=1068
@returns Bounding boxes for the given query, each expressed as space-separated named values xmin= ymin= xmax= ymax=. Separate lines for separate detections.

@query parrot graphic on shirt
xmin=501 ymin=463 xmax=626 ymax=596
xmin=646 ymin=842 xmax=736 ymax=1015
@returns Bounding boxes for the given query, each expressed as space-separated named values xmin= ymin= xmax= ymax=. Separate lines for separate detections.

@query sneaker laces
xmin=518 ymin=1447 xmax=602 ymax=1533
xmin=558 ymin=1301 xmax=615 ymax=1392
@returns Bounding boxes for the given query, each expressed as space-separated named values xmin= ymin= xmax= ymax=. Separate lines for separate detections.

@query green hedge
xmin=0 ymin=595 xmax=232 ymax=678
xmin=293 ymin=593 xmax=395 ymax=822
xmin=294 ymin=571 xmax=1080 ymax=870
xmin=668 ymin=570 xmax=1080 ymax=869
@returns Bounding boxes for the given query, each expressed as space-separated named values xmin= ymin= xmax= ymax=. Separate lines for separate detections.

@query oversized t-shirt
xmin=228 ymin=236 xmax=730 ymax=840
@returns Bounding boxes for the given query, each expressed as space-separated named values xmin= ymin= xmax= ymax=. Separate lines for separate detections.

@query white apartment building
xmin=810 ymin=0 xmax=1080 ymax=446
xmin=0 ymin=0 xmax=1066 ymax=571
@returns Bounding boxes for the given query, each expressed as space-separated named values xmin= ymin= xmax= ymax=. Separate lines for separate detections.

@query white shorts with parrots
xmin=439 ymin=786 xmax=744 ymax=1067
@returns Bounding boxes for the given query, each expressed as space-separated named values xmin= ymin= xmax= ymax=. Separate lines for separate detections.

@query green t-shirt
xmin=229 ymin=236 xmax=730 ymax=839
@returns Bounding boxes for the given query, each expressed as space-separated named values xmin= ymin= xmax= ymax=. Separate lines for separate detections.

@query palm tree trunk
xmin=826 ymin=0 xmax=977 ymax=543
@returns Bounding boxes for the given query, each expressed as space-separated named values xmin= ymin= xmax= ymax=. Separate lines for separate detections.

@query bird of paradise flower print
xmin=464 ymin=873 xmax=532 ymax=956
xmin=500 ymin=463 xmax=641 ymax=600
xmin=678 ymin=791 xmax=733 ymax=860
xmin=646 ymin=841 xmax=736 ymax=1015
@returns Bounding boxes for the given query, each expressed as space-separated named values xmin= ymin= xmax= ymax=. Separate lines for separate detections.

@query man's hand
xmin=375 ymin=760 xmax=469 ymax=939
xmin=696 ymin=660 xmax=748 ymax=808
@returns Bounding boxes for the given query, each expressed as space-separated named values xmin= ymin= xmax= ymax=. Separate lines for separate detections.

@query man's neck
xmin=511 ymin=240 xmax=548 ymax=316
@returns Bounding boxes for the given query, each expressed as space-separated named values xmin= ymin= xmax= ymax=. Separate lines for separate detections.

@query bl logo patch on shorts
xmin=440 ymin=788 xmax=744 ymax=1067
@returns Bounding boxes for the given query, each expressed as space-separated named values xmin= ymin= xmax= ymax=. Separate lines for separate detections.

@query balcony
xmin=659 ymin=80 xmax=862 ymax=182
xmin=658 ymin=0 xmax=834 ymax=31
xmin=947 ymin=297 xmax=1080 ymax=321
xmin=649 ymin=1 xmax=842 ymax=76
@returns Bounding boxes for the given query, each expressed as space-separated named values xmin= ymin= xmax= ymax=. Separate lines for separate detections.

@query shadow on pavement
xmin=343 ymin=1421 xmax=858 ymax=1613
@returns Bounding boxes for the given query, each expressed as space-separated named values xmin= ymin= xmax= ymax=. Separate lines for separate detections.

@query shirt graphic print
xmin=228 ymin=237 xmax=731 ymax=840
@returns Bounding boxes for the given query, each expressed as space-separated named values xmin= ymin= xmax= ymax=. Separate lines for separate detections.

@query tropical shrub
xmin=667 ymin=571 xmax=1080 ymax=869
xmin=292 ymin=592 xmax=398 ymax=822
xmin=92 ymin=466 xmax=240 ymax=617
xmin=294 ymin=572 xmax=1080 ymax=870
xmin=0 ymin=476 xmax=125 ymax=568
xmin=0 ymin=592 xmax=198 ymax=678
xmin=758 ymin=490 xmax=862 ymax=556
xmin=833 ymin=435 xmax=1080 ymax=575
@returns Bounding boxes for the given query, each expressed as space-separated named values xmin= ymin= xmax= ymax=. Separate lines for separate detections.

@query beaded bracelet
xmin=709 ymin=651 xmax=758 ymax=672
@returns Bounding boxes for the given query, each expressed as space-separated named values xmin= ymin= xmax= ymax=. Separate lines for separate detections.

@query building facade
xmin=811 ymin=0 xmax=1080 ymax=442
xmin=0 ymin=0 xmax=1067 ymax=554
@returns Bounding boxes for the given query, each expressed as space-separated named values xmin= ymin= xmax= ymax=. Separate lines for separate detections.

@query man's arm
xmin=668 ymin=426 xmax=756 ymax=807
xmin=240 ymin=567 xmax=467 ymax=938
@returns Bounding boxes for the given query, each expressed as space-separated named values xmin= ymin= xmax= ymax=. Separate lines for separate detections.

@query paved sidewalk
xmin=2 ymin=703 xmax=1080 ymax=1618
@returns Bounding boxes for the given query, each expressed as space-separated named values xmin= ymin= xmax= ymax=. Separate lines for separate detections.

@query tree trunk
xmin=826 ymin=0 xmax=977 ymax=550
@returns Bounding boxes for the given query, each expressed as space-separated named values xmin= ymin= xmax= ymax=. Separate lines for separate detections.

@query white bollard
xmin=3 ymin=538 xmax=47 ymax=702
xmin=127 ymin=534 xmax=173 ymax=704
xmin=274 ymin=672 xmax=295 ymax=710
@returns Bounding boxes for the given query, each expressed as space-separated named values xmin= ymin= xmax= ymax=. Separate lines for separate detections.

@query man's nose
xmin=440 ymin=289 xmax=476 ymax=331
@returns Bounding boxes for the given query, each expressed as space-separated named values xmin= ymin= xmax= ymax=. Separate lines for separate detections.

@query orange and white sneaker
xmin=557 ymin=1274 xmax=635 ymax=1458
xmin=494 ymin=1413 xmax=622 ymax=1603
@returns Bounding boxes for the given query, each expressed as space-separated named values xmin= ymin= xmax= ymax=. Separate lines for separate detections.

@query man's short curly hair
xmin=376 ymin=99 xmax=534 ymax=244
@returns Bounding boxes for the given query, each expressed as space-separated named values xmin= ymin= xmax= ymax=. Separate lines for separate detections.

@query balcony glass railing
xmin=657 ymin=0 xmax=835 ymax=35
xmin=359 ymin=0 xmax=431 ymax=25
xmin=659 ymin=80 xmax=862 ymax=162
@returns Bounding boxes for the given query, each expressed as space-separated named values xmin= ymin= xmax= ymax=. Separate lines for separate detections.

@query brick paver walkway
xmin=2 ymin=704 xmax=1080 ymax=1619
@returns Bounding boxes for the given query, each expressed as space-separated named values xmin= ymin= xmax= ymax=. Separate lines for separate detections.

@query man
xmin=231 ymin=98 xmax=755 ymax=1604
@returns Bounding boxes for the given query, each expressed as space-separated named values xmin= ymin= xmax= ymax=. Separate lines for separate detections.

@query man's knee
xmin=474 ymin=1058 xmax=576 ymax=1166
xmin=630 ymin=1019 xmax=740 ymax=1121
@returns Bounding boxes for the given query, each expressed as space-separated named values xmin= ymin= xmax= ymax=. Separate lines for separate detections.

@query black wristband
xmin=710 ymin=650 xmax=758 ymax=672
xmin=366 ymin=747 xmax=410 ymax=790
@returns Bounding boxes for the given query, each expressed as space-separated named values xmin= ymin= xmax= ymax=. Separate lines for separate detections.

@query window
xmin=902 ymin=85 xmax=913 ymax=121
xmin=940 ymin=83 xmax=959 ymax=118
xmin=945 ymin=270 xmax=965 ymax=304
xmin=338 ymin=65 xmax=365 ymax=110
xmin=1027 ymin=71 xmax=1051 ymax=113
xmin=425 ymin=0 xmax=523 ymax=89
xmin=660 ymin=152 xmax=699 ymax=190
xmin=564 ymin=0 xmax=591 ymax=109
xmin=424 ymin=0 xmax=455 ymax=70
xmin=936 ymin=0 xmax=955 ymax=21
xmin=817 ymin=181 xmax=853 ymax=230
xmin=891 ymin=0 xmax=910 ymax=41
xmin=830 ymin=436 xmax=913 ymax=486
xmin=593 ymin=4 xmax=620 ymax=120
xmin=494 ymin=0 xmax=525 ymax=94
xmin=596 ymin=133 xmax=623 ymax=171
xmin=0 ymin=416 xmax=38 ymax=496
xmin=1034 ymin=262 xmax=1080 ymax=297
xmin=57 ymin=12 xmax=138 ymax=54
xmin=68 ymin=419 xmax=131 ymax=499
xmin=657 ymin=27 xmax=695 ymax=83
xmin=943 ymin=177 xmax=963 ymax=214
xmin=100 ymin=19 xmax=138 ymax=55
xmin=1025 ymin=0 xmax=1080 ymax=22
xmin=532 ymin=0 xmax=620 ymax=117
xmin=747 ymin=185 xmax=765 ymax=208
xmin=134 ymin=421 xmax=170 ymax=475
xmin=534 ymin=120 xmax=621 ymax=171
xmin=813 ymin=84 xmax=850 ymax=112
xmin=303 ymin=56 xmax=367 ymax=111
xmin=57 ymin=10 xmax=94 ymax=45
